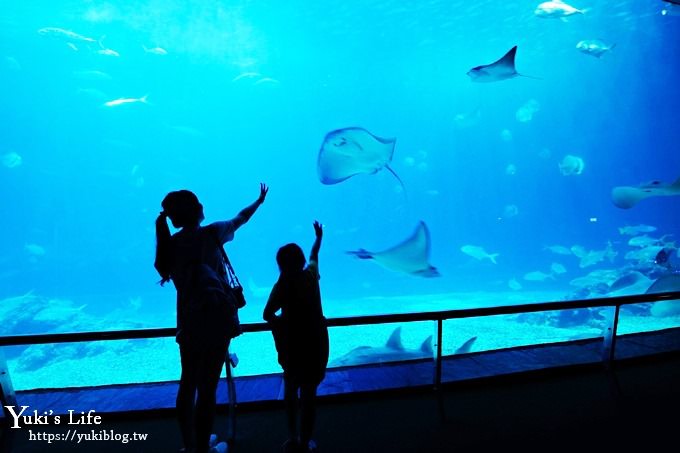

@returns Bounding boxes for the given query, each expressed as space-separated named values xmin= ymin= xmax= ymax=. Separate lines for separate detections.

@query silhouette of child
xmin=264 ymin=221 xmax=329 ymax=453
xmin=155 ymin=184 xmax=268 ymax=453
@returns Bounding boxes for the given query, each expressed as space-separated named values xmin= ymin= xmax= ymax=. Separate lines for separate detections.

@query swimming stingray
xmin=611 ymin=177 xmax=680 ymax=209
xmin=329 ymin=326 xmax=477 ymax=367
xmin=317 ymin=127 xmax=405 ymax=191
xmin=347 ymin=221 xmax=440 ymax=277
xmin=647 ymin=274 xmax=680 ymax=317
xmin=330 ymin=327 xmax=433 ymax=367
xmin=467 ymin=46 xmax=538 ymax=82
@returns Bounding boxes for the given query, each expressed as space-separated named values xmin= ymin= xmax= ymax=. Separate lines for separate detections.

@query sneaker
xmin=306 ymin=439 xmax=318 ymax=453
xmin=210 ymin=442 xmax=228 ymax=453
xmin=209 ymin=434 xmax=218 ymax=448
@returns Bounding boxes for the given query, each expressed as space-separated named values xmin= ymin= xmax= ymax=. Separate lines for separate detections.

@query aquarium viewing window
xmin=1 ymin=0 xmax=680 ymax=399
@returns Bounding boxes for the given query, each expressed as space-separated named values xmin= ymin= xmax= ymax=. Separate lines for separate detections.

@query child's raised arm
xmin=310 ymin=221 xmax=323 ymax=264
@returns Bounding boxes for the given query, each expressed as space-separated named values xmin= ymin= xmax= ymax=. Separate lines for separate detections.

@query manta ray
xmin=611 ymin=177 xmax=680 ymax=209
xmin=317 ymin=127 xmax=405 ymax=191
xmin=329 ymin=326 xmax=477 ymax=367
xmin=467 ymin=46 xmax=538 ymax=83
xmin=347 ymin=221 xmax=440 ymax=277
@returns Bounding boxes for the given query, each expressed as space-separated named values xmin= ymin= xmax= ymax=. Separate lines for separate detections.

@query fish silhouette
xmin=330 ymin=326 xmax=477 ymax=367
xmin=347 ymin=221 xmax=439 ymax=277
xmin=467 ymin=46 xmax=539 ymax=82
xmin=317 ymin=127 xmax=405 ymax=190
xmin=612 ymin=177 xmax=680 ymax=209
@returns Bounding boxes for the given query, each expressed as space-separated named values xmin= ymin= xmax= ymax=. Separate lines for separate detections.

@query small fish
xmin=523 ymin=271 xmax=554 ymax=282
xmin=570 ymin=245 xmax=587 ymax=258
xmin=254 ymin=77 xmax=280 ymax=86
xmin=104 ymin=95 xmax=149 ymax=107
xmin=461 ymin=245 xmax=499 ymax=264
xmin=38 ymin=27 xmax=97 ymax=43
xmin=508 ymin=278 xmax=522 ymax=291
xmin=576 ymin=40 xmax=616 ymax=58
xmin=231 ymin=72 xmax=262 ymax=82
xmin=96 ymin=36 xmax=119 ymax=57
xmin=143 ymin=45 xmax=168 ymax=55
xmin=625 ymin=246 xmax=665 ymax=263
xmin=97 ymin=48 xmax=120 ymax=57
xmin=628 ymin=235 xmax=665 ymax=248
xmin=534 ymin=1 xmax=587 ymax=19
xmin=618 ymin=224 xmax=656 ymax=235
xmin=550 ymin=262 xmax=567 ymax=274
xmin=467 ymin=46 xmax=538 ymax=83
xmin=569 ymin=275 xmax=602 ymax=288
xmin=544 ymin=245 xmax=572 ymax=255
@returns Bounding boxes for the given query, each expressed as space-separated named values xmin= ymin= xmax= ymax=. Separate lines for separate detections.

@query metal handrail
xmin=1 ymin=290 xmax=679 ymax=424
xmin=1 ymin=290 xmax=679 ymax=347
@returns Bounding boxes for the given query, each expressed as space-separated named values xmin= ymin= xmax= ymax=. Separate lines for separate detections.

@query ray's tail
xmin=385 ymin=164 xmax=408 ymax=198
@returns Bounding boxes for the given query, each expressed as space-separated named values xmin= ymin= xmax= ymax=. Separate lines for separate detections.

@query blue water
xmin=1 ymin=0 xmax=680 ymax=338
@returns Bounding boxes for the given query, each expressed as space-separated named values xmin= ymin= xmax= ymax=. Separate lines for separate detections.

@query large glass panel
xmin=618 ymin=299 xmax=680 ymax=336
xmin=327 ymin=321 xmax=435 ymax=368
xmin=441 ymin=310 xmax=607 ymax=382
xmin=614 ymin=296 xmax=680 ymax=359
xmin=324 ymin=322 xmax=435 ymax=393
xmin=4 ymin=338 xmax=180 ymax=391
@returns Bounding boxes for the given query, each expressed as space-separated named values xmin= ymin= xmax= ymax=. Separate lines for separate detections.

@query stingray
xmin=647 ymin=274 xmax=680 ymax=317
xmin=329 ymin=326 xmax=477 ymax=367
xmin=612 ymin=177 xmax=680 ymax=209
xmin=317 ymin=127 xmax=405 ymax=190
xmin=467 ymin=46 xmax=538 ymax=82
xmin=330 ymin=327 xmax=433 ymax=367
xmin=347 ymin=221 xmax=439 ymax=277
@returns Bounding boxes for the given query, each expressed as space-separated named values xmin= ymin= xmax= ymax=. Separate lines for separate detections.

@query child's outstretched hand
xmin=257 ymin=183 xmax=269 ymax=204
xmin=313 ymin=220 xmax=323 ymax=238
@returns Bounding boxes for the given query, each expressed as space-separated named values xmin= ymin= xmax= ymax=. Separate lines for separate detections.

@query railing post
xmin=602 ymin=305 xmax=621 ymax=365
xmin=0 ymin=348 xmax=17 ymax=414
xmin=434 ymin=319 xmax=443 ymax=390
xmin=226 ymin=350 xmax=238 ymax=443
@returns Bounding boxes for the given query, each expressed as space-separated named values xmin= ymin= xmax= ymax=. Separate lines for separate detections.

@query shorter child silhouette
xmin=264 ymin=221 xmax=329 ymax=453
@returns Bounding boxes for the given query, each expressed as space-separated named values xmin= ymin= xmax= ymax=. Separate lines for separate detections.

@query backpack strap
xmin=211 ymin=230 xmax=242 ymax=289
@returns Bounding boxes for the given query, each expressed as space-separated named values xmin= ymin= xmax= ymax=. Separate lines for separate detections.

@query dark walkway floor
xmin=3 ymin=351 xmax=679 ymax=452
